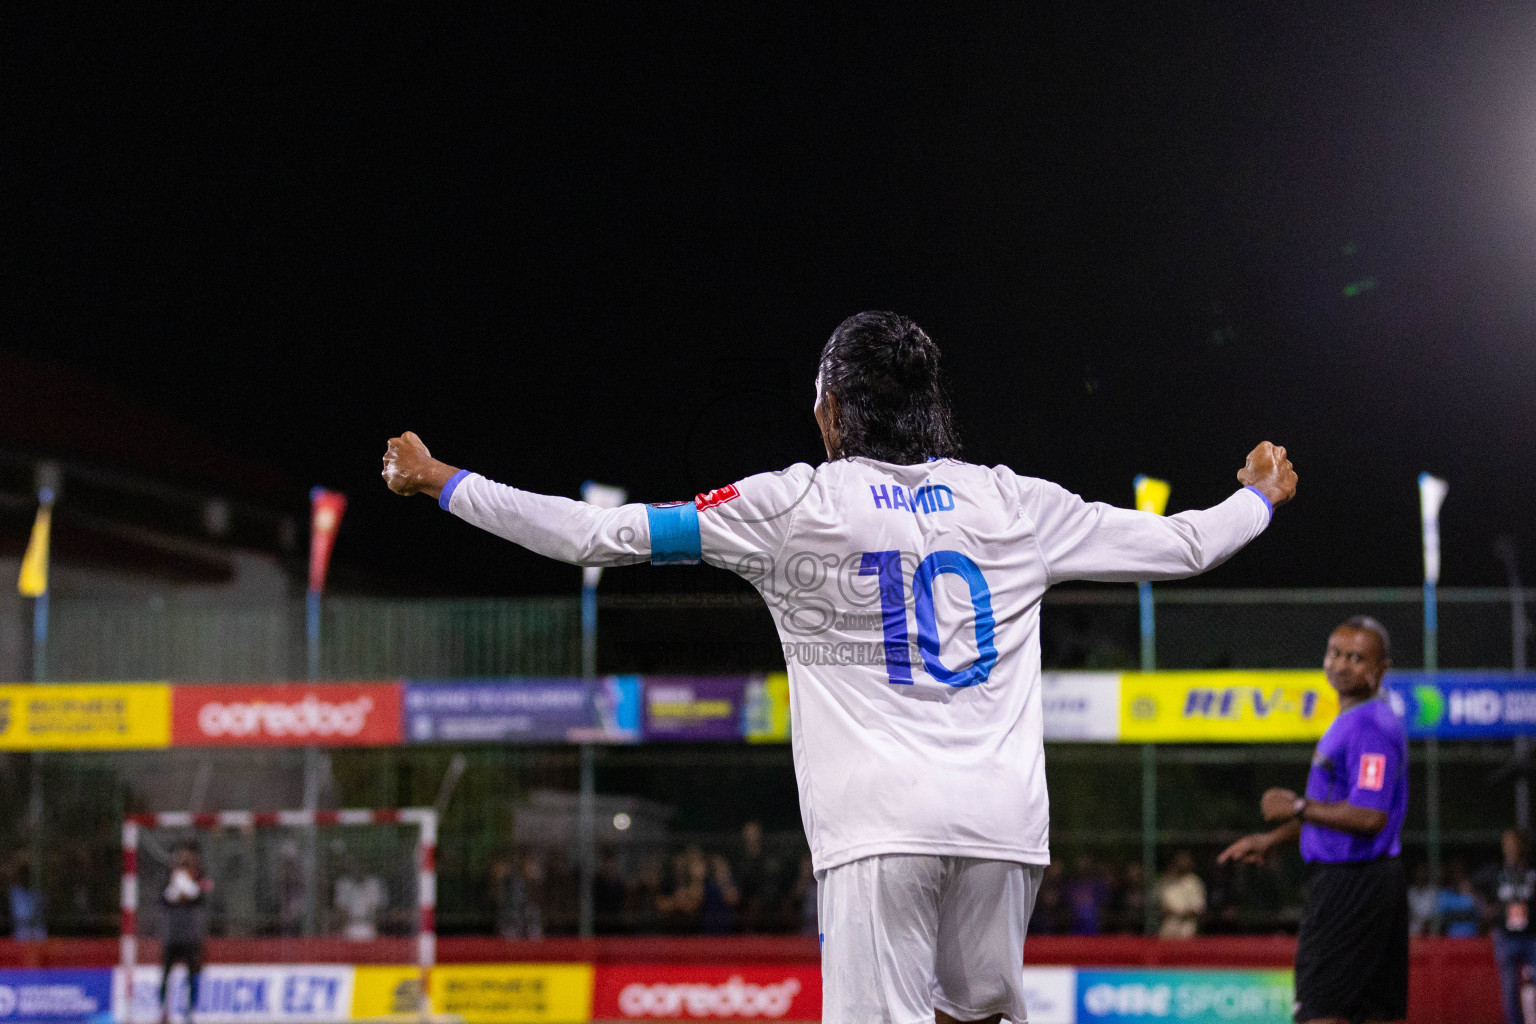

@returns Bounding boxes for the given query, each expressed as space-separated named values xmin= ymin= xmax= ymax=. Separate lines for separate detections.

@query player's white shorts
xmin=817 ymin=854 xmax=1044 ymax=1024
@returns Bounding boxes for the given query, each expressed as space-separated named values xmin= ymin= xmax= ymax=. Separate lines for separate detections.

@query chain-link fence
xmin=1 ymin=586 xmax=1528 ymax=939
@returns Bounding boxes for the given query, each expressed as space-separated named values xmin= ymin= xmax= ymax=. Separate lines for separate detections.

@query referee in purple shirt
xmin=1220 ymin=616 xmax=1409 ymax=1024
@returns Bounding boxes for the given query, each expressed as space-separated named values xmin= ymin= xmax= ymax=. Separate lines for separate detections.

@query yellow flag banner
xmin=17 ymin=505 xmax=51 ymax=597
xmin=1134 ymin=475 xmax=1171 ymax=516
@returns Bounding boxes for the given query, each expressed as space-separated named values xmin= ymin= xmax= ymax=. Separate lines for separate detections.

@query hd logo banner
xmin=1118 ymin=672 xmax=1337 ymax=742
xmin=1387 ymin=672 xmax=1536 ymax=739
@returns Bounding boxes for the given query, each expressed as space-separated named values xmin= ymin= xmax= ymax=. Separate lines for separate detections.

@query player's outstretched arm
xmin=1024 ymin=441 xmax=1297 ymax=585
xmin=382 ymin=432 xmax=651 ymax=568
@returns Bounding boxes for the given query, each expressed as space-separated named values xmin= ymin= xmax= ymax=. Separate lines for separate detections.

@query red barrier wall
xmin=0 ymin=935 xmax=1504 ymax=1023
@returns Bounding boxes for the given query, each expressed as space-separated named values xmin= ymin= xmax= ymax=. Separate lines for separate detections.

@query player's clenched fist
xmin=1236 ymin=441 xmax=1297 ymax=509
xmin=381 ymin=431 xmax=458 ymax=500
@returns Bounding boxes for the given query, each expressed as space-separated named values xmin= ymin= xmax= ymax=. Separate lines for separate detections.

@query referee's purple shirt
xmin=1301 ymin=694 xmax=1408 ymax=863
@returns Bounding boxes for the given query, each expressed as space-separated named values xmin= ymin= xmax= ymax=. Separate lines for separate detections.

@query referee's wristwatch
xmin=1292 ymin=797 xmax=1309 ymax=821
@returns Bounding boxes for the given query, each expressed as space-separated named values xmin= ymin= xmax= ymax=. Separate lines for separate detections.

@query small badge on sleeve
xmin=695 ymin=484 xmax=740 ymax=511
xmin=1357 ymin=752 xmax=1386 ymax=791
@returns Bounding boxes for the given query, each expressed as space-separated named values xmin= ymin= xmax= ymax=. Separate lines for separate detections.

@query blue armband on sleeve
xmin=646 ymin=502 xmax=701 ymax=565
xmin=1243 ymin=485 xmax=1274 ymax=521
xmin=439 ymin=469 xmax=470 ymax=511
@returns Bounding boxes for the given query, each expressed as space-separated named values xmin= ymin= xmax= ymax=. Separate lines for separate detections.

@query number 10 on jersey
xmin=858 ymin=550 xmax=998 ymax=688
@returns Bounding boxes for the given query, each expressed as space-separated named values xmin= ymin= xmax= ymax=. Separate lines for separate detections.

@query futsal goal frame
xmin=120 ymin=807 xmax=437 ymax=1017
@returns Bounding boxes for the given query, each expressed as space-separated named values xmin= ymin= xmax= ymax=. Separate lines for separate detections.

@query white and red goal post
xmin=121 ymin=807 xmax=437 ymax=1009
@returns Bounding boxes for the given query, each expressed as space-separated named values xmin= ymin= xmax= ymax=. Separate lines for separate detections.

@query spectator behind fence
xmin=701 ymin=854 xmax=740 ymax=935
xmin=733 ymin=821 xmax=776 ymax=933
xmin=1437 ymin=859 xmax=1483 ymax=938
xmin=8 ymin=852 xmax=44 ymax=941
xmin=1066 ymin=856 xmax=1110 ymax=935
xmin=626 ymin=855 xmax=664 ymax=934
xmin=1478 ymin=829 xmax=1536 ymax=1024
xmin=1113 ymin=862 xmax=1147 ymax=934
xmin=275 ymin=842 xmax=303 ymax=937
xmin=593 ymin=849 xmax=627 ymax=934
xmin=789 ymin=854 xmax=818 ymax=937
xmin=1158 ymin=850 xmax=1206 ymax=939
xmin=333 ymin=856 xmax=386 ymax=941
xmin=659 ymin=847 xmax=707 ymax=933
xmin=1408 ymin=862 xmax=1439 ymax=936
xmin=491 ymin=854 xmax=543 ymax=940
xmin=1028 ymin=862 xmax=1067 ymax=935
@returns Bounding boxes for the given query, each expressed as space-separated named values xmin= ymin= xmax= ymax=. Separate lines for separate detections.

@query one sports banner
xmin=404 ymin=677 xmax=641 ymax=744
xmin=1075 ymin=969 xmax=1293 ymax=1024
xmin=0 ymin=683 xmax=171 ymax=750
xmin=172 ymin=683 xmax=402 ymax=747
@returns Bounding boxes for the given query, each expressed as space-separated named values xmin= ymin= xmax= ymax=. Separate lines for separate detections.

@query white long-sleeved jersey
xmin=441 ymin=457 xmax=1272 ymax=871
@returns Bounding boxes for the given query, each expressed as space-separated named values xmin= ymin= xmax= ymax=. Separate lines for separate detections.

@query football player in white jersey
xmin=383 ymin=311 xmax=1297 ymax=1024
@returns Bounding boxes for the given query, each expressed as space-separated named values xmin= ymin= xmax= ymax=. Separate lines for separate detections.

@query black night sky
xmin=8 ymin=5 xmax=1536 ymax=595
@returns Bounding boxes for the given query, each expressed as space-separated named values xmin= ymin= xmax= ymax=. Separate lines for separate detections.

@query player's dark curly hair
xmin=817 ymin=311 xmax=961 ymax=464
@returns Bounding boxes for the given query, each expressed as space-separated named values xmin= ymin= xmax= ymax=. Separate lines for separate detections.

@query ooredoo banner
xmin=172 ymin=684 xmax=402 ymax=747
xmin=592 ymin=966 xmax=821 ymax=1021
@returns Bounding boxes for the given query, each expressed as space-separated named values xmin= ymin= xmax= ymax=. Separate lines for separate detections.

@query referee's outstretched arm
xmin=1217 ymin=793 xmax=1387 ymax=866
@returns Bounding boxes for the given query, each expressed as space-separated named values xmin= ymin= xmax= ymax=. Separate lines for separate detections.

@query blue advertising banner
xmin=0 ymin=969 xmax=112 ymax=1024
xmin=1076 ymin=970 xmax=1293 ymax=1024
xmin=404 ymin=676 xmax=640 ymax=744
xmin=1386 ymin=672 xmax=1536 ymax=739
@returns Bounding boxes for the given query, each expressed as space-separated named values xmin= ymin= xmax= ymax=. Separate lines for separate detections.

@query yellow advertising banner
xmin=0 ymin=683 xmax=171 ymax=749
xmin=746 ymin=672 xmax=791 ymax=743
xmin=354 ymin=964 xmax=593 ymax=1023
xmin=352 ymin=966 xmax=424 ymax=1018
xmin=1119 ymin=671 xmax=1338 ymax=742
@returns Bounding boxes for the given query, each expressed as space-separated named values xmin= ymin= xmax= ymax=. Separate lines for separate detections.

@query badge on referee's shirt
xmin=1357 ymin=753 xmax=1386 ymax=791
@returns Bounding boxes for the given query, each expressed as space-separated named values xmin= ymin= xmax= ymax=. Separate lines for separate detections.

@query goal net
xmin=120 ymin=808 xmax=436 ymax=1023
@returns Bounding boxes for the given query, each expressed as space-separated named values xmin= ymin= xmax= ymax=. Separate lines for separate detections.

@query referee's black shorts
xmin=1294 ymin=856 xmax=1408 ymax=1023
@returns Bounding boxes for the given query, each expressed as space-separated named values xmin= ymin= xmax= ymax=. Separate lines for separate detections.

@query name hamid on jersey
xmin=870 ymin=483 xmax=956 ymax=513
